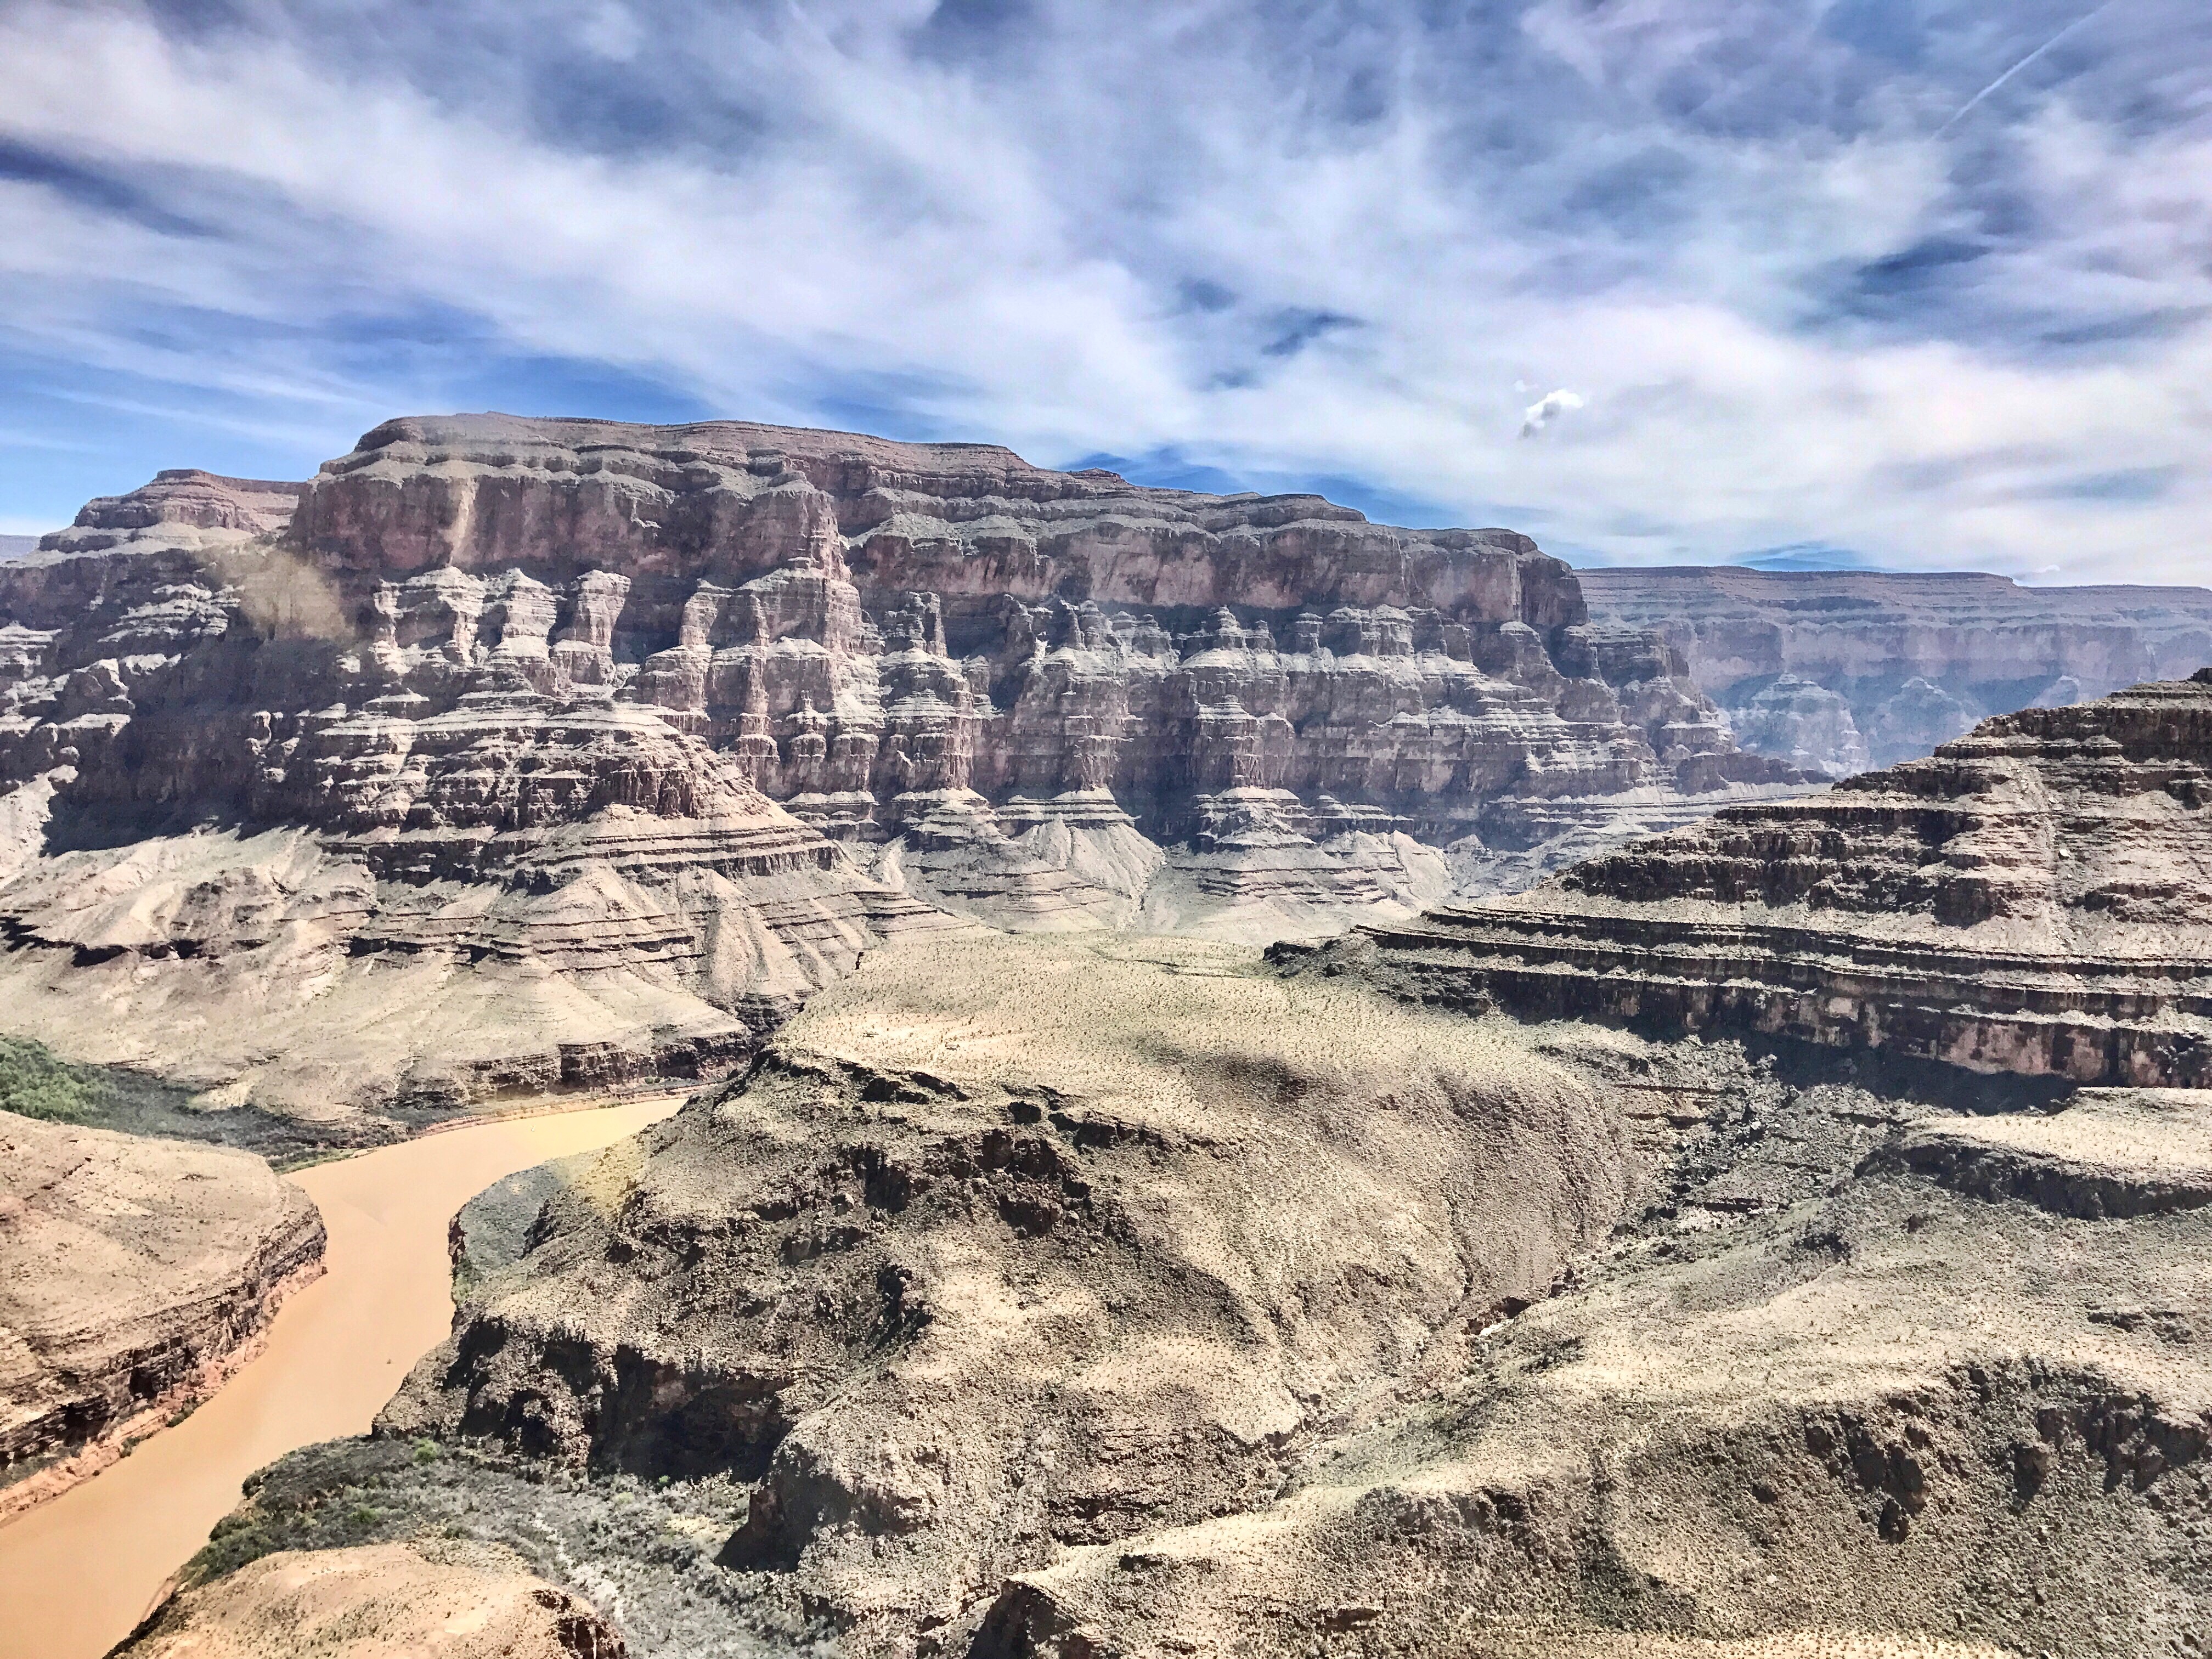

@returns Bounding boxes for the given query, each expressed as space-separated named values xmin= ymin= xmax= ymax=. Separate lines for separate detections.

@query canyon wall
xmin=272 ymin=415 xmax=1798 ymax=927
xmin=1580 ymin=565 xmax=2212 ymax=774
xmin=0 ymin=1111 xmax=325 ymax=1515
xmin=1335 ymin=670 xmax=2212 ymax=1091
xmin=0 ymin=417 xmax=1804 ymax=1127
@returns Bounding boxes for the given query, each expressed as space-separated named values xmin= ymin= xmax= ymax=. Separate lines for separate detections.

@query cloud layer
xmin=2 ymin=0 xmax=2208 ymax=579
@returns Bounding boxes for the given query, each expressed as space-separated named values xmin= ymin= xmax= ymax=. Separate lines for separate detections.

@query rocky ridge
xmin=1342 ymin=671 xmax=2212 ymax=1090
xmin=172 ymin=927 xmax=2212 ymax=1658
xmin=1580 ymin=566 xmax=2212 ymax=775
xmin=0 ymin=1110 xmax=325 ymax=1515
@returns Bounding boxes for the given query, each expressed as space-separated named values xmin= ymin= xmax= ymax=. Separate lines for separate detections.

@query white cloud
xmin=0 ymin=0 xmax=2207 ymax=580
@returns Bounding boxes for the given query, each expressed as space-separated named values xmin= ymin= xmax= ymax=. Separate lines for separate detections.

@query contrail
xmin=1937 ymin=1 xmax=2118 ymax=135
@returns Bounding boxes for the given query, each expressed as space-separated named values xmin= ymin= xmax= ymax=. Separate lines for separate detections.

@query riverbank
xmin=0 ymin=1094 xmax=682 ymax=1659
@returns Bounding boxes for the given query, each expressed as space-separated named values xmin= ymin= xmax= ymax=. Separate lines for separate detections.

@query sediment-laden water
xmin=0 ymin=1097 xmax=679 ymax=1659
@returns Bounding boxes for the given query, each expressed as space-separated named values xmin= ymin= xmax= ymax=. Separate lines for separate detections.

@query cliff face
xmin=1344 ymin=670 xmax=2212 ymax=1090
xmin=1579 ymin=566 xmax=2212 ymax=774
xmin=0 ymin=461 xmax=961 ymax=1131
xmin=0 ymin=417 xmax=1801 ymax=1125
xmin=0 ymin=1111 xmax=325 ymax=1515
xmin=273 ymin=415 xmax=1795 ymax=926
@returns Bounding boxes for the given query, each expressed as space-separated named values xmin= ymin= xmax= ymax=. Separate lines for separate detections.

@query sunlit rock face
xmin=0 ymin=462 xmax=955 ymax=1130
xmin=1581 ymin=565 xmax=2212 ymax=771
xmin=276 ymin=414 xmax=1799 ymax=932
xmin=0 ymin=416 xmax=1801 ymax=1121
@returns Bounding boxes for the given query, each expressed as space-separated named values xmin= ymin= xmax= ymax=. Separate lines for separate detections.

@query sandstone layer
xmin=1348 ymin=672 xmax=2212 ymax=1091
xmin=115 ymin=1541 xmax=626 ymax=1658
xmin=0 ymin=1110 xmax=324 ymax=1514
xmin=1581 ymin=566 xmax=2212 ymax=774
xmin=282 ymin=415 xmax=1801 ymax=918
xmin=157 ymin=931 xmax=2212 ymax=1658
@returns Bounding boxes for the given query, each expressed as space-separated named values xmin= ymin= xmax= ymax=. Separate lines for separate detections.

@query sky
xmin=1 ymin=1 xmax=2208 ymax=581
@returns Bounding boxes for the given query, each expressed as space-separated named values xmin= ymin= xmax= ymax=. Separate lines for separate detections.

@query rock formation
xmin=29 ymin=429 xmax=2212 ymax=1659
xmin=1344 ymin=671 xmax=2212 ymax=1090
xmin=116 ymin=1542 xmax=627 ymax=1658
xmin=275 ymin=415 xmax=1797 ymax=919
xmin=0 ymin=416 xmax=1801 ymax=1125
xmin=1581 ymin=565 xmax=2212 ymax=771
xmin=0 ymin=1110 xmax=324 ymax=1516
xmin=173 ymin=929 xmax=2212 ymax=1658
xmin=377 ymin=934 xmax=1643 ymax=1653
xmin=1725 ymin=673 xmax=1869 ymax=778
xmin=0 ymin=465 xmax=962 ymax=1132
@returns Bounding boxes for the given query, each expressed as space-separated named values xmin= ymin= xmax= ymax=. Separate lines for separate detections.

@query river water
xmin=0 ymin=1097 xmax=680 ymax=1659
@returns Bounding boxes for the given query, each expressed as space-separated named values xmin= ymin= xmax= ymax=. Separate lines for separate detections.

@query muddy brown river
xmin=0 ymin=1097 xmax=680 ymax=1659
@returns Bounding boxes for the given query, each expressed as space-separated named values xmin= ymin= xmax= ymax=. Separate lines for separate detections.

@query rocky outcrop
xmin=1581 ymin=566 xmax=2212 ymax=770
xmin=1728 ymin=673 xmax=1869 ymax=777
xmin=176 ymin=932 xmax=2212 ymax=1659
xmin=1342 ymin=671 xmax=2212 ymax=1091
xmin=44 ymin=469 xmax=301 ymax=558
xmin=116 ymin=1542 xmax=626 ymax=1658
xmin=380 ymin=935 xmax=1641 ymax=1652
xmin=0 ymin=1110 xmax=325 ymax=1514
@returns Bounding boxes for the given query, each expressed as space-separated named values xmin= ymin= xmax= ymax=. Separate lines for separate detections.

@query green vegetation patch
xmin=0 ymin=1035 xmax=106 ymax=1124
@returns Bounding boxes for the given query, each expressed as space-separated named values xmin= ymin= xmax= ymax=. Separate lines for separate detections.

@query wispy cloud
xmin=0 ymin=0 xmax=2208 ymax=579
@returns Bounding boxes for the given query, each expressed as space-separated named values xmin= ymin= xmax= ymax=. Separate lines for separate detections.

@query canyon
xmin=0 ymin=418 xmax=1799 ymax=1137
xmin=7 ymin=418 xmax=2212 ymax=1658
xmin=212 ymin=672 xmax=2212 ymax=1659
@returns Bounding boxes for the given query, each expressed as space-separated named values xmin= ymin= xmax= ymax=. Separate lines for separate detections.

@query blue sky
xmin=2 ymin=1 xmax=2209 ymax=580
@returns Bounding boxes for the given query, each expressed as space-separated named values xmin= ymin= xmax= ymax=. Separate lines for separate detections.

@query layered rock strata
xmin=1581 ymin=565 xmax=2212 ymax=772
xmin=0 ymin=417 xmax=1803 ymax=1114
xmin=1346 ymin=672 xmax=2212 ymax=1090
xmin=266 ymin=414 xmax=1798 ymax=927
xmin=0 ymin=1110 xmax=325 ymax=1514
xmin=0 ymin=468 xmax=962 ymax=1129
